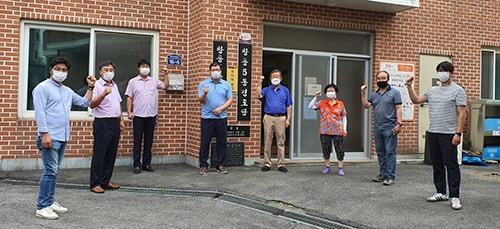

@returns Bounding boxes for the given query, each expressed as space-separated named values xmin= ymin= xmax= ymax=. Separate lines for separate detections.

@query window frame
xmin=481 ymin=48 xmax=499 ymax=100
xmin=19 ymin=20 xmax=160 ymax=120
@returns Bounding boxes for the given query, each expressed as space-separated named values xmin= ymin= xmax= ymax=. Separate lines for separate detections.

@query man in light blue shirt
xmin=33 ymin=57 xmax=96 ymax=220
xmin=197 ymin=62 xmax=232 ymax=175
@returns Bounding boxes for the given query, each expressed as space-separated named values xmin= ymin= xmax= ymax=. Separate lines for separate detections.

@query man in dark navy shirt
xmin=256 ymin=69 xmax=293 ymax=173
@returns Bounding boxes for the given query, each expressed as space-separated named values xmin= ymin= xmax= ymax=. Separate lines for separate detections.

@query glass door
xmin=293 ymin=54 xmax=334 ymax=158
xmin=336 ymin=58 xmax=369 ymax=157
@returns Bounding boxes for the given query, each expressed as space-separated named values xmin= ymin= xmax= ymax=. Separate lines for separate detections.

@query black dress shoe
xmin=133 ymin=167 xmax=141 ymax=174
xmin=278 ymin=166 xmax=288 ymax=173
xmin=142 ymin=166 xmax=154 ymax=172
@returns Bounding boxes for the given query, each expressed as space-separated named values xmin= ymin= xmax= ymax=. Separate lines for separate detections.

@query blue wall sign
xmin=167 ymin=54 xmax=182 ymax=66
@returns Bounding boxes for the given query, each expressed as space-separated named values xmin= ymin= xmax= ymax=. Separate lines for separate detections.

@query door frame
xmin=293 ymin=51 xmax=337 ymax=159
xmin=263 ymin=47 xmax=372 ymax=160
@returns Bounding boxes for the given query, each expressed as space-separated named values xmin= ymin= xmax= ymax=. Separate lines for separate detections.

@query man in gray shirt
xmin=361 ymin=71 xmax=403 ymax=186
xmin=406 ymin=61 xmax=467 ymax=210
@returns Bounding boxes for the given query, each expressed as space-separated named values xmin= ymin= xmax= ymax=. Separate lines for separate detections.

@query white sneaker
xmin=36 ymin=206 xmax=59 ymax=220
xmin=50 ymin=202 xmax=68 ymax=213
xmin=426 ymin=193 xmax=449 ymax=202
xmin=451 ymin=198 xmax=462 ymax=210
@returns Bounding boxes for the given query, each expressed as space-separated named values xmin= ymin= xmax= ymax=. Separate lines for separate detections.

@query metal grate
xmin=2 ymin=179 xmax=366 ymax=229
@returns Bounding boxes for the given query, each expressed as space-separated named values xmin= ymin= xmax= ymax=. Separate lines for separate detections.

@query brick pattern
xmin=0 ymin=0 xmax=497 ymax=162
xmin=0 ymin=0 xmax=189 ymax=160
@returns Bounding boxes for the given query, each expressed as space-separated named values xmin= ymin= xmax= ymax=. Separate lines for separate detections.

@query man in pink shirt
xmin=125 ymin=59 xmax=169 ymax=174
xmin=89 ymin=61 xmax=125 ymax=194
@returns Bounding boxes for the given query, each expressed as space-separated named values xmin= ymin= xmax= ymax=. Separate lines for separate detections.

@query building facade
xmin=0 ymin=0 xmax=498 ymax=171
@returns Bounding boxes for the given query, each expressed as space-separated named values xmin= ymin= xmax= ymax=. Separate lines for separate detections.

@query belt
xmin=266 ymin=113 xmax=286 ymax=117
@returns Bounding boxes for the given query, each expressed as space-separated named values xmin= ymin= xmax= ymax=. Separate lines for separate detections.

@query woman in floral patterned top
xmin=308 ymin=83 xmax=348 ymax=176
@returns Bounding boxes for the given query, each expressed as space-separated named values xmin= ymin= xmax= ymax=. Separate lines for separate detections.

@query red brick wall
xmin=0 ymin=0 xmax=189 ymax=161
xmin=1 ymin=0 xmax=498 ymax=164
xmin=185 ymin=0 xmax=499 ymax=157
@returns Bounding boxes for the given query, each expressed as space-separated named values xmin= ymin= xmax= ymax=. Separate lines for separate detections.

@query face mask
xmin=271 ymin=78 xmax=281 ymax=86
xmin=211 ymin=71 xmax=221 ymax=79
xmin=52 ymin=70 xmax=67 ymax=83
xmin=377 ymin=81 xmax=388 ymax=88
xmin=140 ymin=67 xmax=150 ymax=76
xmin=326 ymin=92 xmax=336 ymax=99
xmin=437 ymin=72 xmax=450 ymax=82
xmin=103 ymin=72 xmax=115 ymax=81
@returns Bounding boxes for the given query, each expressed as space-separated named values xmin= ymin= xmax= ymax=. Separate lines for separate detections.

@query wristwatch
xmin=398 ymin=122 xmax=404 ymax=126
xmin=455 ymin=132 xmax=462 ymax=137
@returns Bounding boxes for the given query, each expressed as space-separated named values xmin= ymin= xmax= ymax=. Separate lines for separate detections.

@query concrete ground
xmin=1 ymin=161 xmax=499 ymax=229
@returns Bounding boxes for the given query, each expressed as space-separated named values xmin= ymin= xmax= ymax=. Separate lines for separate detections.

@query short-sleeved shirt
xmin=423 ymin=82 xmax=467 ymax=134
xmin=33 ymin=79 xmax=90 ymax=141
xmin=198 ymin=78 xmax=233 ymax=119
xmin=92 ymin=78 xmax=122 ymax=118
xmin=368 ymin=85 xmax=402 ymax=131
xmin=312 ymin=99 xmax=347 ymax=135
xmin=260 ymin=85 xmax=293 ymax=114
xmin=125 ymin=75 xmax=166 ymax=118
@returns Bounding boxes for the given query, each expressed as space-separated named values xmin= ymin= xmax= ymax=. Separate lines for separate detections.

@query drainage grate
xmin=218 ymin=193 xmax=360 ymax=229
xmin=2 ymin=179 xmax=364 ymax=229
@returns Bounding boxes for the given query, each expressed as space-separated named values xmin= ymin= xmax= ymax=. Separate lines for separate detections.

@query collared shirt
xmin=260 ymin=85 xmax=293 ymax=114
xmin=33 ymin=79 xmax=91 ymax=141
xmin=368 ymin=85 xmax=402 ymax=131
xmin=198 ymin=78 xmax=233 ymax=119
xmin=125 ymin=75 xmax=166 ymax=118
xmin=312 ymin=99 xmax=347 ymax=135
xmin=424 ymin=82 xmax=467 ymax=134
xmin=92 ymin=78 xmax=122 ymax=118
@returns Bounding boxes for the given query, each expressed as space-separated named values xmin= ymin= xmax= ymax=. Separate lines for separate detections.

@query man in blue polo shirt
xmin=361 ymin=71 xmax=403 ymax=186
xmin=197 ymin=62 xmax=233 ymax=175
xmin=256 ymin=69 xmax=293 ymax=173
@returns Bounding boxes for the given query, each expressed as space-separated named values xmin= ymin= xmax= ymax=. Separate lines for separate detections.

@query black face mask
xmin=377 ymin=81 xmax=388 ymax=88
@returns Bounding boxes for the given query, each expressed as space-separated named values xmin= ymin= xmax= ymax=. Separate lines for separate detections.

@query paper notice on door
xmin=304 ymin=77 xmax=316 ymax=84
xmin=303 ymin=97 xmax=317 ymax=120
xmin=306 ymin=84 xmax=321 ymax=96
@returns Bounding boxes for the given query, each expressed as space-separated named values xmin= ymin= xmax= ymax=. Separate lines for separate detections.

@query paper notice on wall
xmin=168 ymin=73 xmax=184 ymax=90
xmin=380 ymin=62 xmax=415 ymax=121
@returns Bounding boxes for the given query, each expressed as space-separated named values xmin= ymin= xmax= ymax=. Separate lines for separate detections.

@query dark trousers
xmin=90 ymin=118 xmax=120 ymax=188
xmin=427 ymin=132 xmax=461 ymax=198
xmin=199 ymin=118 xmax=227 ymax=168
xmin=133 ymin=116 xmax=156 ymax=168
xmin=320 ymin=134 xmax=345 ymax=161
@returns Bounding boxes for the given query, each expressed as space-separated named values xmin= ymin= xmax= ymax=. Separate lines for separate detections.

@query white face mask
xmin=140 ymin=67 xmax=150 ymax=76
xmin=326 ymin=91 xmax=336 ymax=99
xmin=271 ymin=78 xmax=281 ymax=86
xmin=103 ymin=72 xmax=115 ymax=81
xmin=52 ymin=70 xmax=68 ymax=83
xmin=437 ymin=72 xmax=450 ymax=82
xmin=211 ymin=71 xmax=222 ymax=79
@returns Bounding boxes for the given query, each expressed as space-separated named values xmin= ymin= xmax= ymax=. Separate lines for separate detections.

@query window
xmin=481 ymin=50 xmax=500 ymax=99
xmin=20 ymin=21 xmax=159 ymax=119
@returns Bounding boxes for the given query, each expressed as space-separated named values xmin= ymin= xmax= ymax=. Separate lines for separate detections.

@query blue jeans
xmin=36 ymin=136 xmax=66 ymax=210
xmin=374 ymin=128 xmax=398 ymax=180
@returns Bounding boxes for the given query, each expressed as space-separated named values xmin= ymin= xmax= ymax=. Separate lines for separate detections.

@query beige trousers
xmin=263 ymin=115 xmax=286 ymax=167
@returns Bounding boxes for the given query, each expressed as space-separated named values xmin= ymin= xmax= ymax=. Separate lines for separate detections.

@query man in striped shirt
xmin=406 ymin=61 xmax=467 ymax=210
